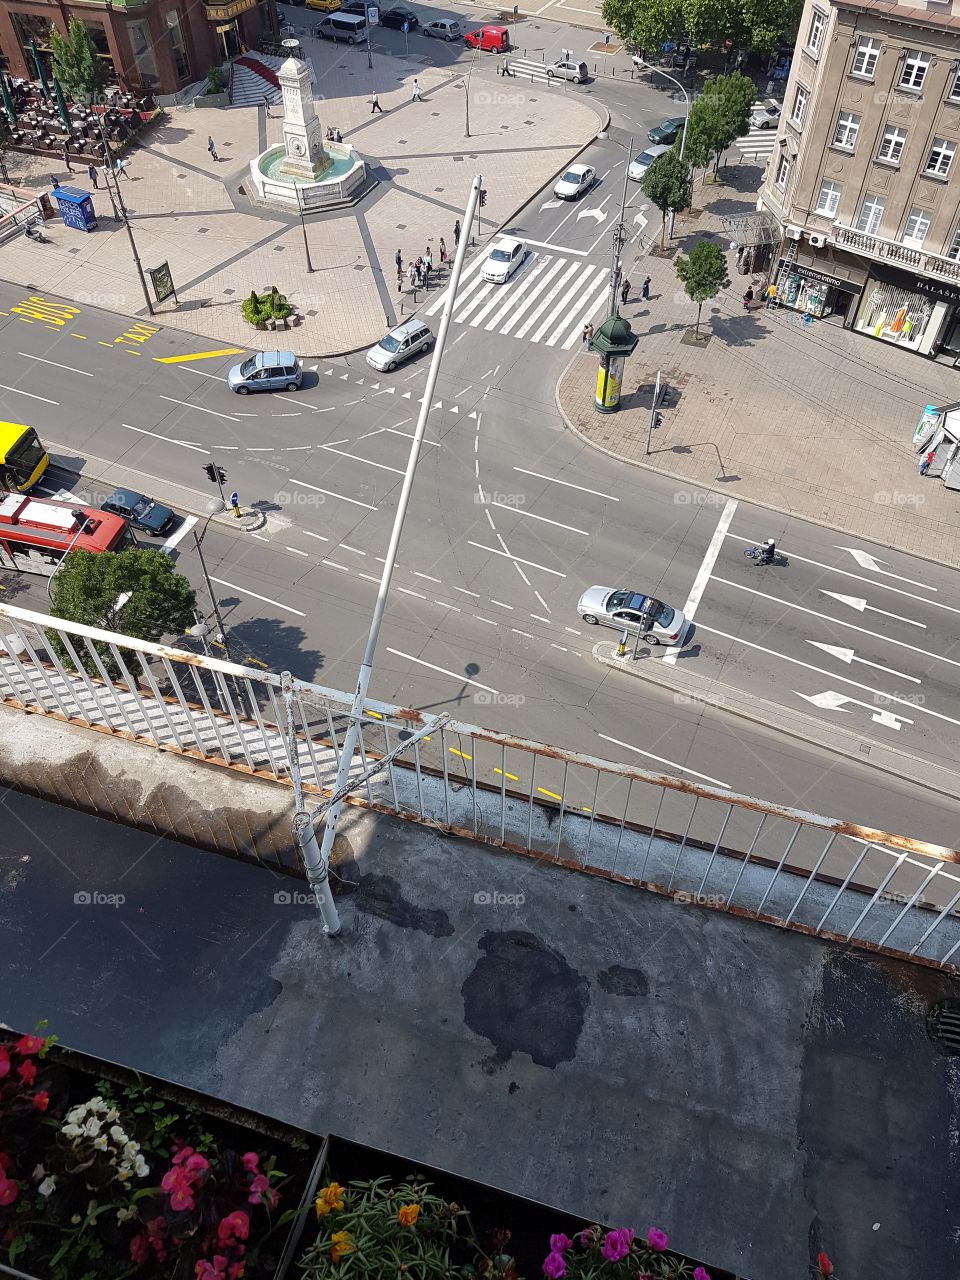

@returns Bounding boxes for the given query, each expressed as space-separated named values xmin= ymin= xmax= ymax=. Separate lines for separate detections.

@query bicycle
xmin=744 ymin=545 xmax=784 ymax=566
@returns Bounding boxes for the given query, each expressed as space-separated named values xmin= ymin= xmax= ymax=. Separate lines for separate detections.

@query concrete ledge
xmin=593 ymin=640 xmax=960 ymax=802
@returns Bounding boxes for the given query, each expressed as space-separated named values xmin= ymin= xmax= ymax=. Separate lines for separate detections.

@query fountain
xmin=248 ymin=51 xmax=367 ymax=210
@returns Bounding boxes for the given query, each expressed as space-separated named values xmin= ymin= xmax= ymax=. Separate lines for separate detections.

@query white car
xmin=750 ymin=103 xmax=781 ymax=129
xmin=481 ymin=236 xmax=527 ymax=283
xmin=554 ymin=163 xmax=596 ymax=200
xmin=627 ymin=144 xmax=671 ymax=181
xmin=576 ymin=585 xmax=689 ymax=646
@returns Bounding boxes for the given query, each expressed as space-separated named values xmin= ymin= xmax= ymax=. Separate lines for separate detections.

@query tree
xmin=674 ymin=238 xmax=730 ymax=336
xmin=640 ymin=146 xmax=692 ymax=247
xmin=683 ymin=73 xmax=755 ymax=177
xmin=49 ymin=547 xmax=196 ymax=678
xmin=601 ymin=0 xmax=683 ymax=59
xmin=601 ymin=0 xmax=802 ymax=56
xmin=48 ymin=17 xmax=107 ymax=105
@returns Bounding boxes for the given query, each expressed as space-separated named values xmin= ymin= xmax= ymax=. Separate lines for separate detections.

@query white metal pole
xmin=307 ymin=175 xmax=485 ymax=934
xmin=637 ymin=57 xmax=690 ymax=238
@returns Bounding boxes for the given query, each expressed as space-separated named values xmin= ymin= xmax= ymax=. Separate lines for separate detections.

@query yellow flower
xmin=314 ymin=1182 xmax=345 ymax=1218
xmin=330 ymin=1229 xmax=354 ymax=1261
xmin=397 ymin=1203 xmax=420 ymax=1227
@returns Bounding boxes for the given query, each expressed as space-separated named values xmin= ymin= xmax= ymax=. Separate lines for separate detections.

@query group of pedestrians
xmin=394 ymin=220 xmax=463 ymax=292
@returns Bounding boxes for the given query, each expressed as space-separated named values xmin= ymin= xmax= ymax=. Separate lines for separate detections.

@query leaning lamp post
xmin=591 ymin=315 xmax=638 ymax=413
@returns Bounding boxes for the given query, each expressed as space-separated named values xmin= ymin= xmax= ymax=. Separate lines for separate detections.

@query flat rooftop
xmin=1 ymin=788 xmax=957 ymax=1278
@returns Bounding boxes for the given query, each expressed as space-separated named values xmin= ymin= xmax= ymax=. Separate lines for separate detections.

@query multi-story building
xmin=0 ymin=0 xmax=276 ymax=100
xmin=759 ymin=0 xmax=960 ymax=362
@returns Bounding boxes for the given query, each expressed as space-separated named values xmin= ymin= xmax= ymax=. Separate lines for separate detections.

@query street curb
xmin=592 ymin=640 xmax=960 ymax=803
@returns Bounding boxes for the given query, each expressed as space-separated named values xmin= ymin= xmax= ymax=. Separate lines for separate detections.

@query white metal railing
xmin=2 ymin=601 xmax=960 ymax=969
xmin=831 ymin=222 xmax=960 ymax=283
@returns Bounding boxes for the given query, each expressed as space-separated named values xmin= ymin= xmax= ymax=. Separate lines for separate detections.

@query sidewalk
xmin=0 ymin=51 xmax=600 ymax=356
xmin=557 ymin=164 xmax=960 ymax=566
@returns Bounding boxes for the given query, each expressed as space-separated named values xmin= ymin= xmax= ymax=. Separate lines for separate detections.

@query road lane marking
xmin=820 ymin=589 xmax=925 ymax=628
xmin=19 ymin=352 xmax=93 ymax=377
xmin=512 ymin=628 xmax=534 ymax=638
xmin=322 ymin=560 xmax=350 ymax=572
xmin=435 ymin=600 xmax=460 ymax=611
xmin=0 ymin=383 xmax=58 ymax=404
xmin=386 ymin=647 xmax=501 ymax=695
xmin=467 ymin=541 xmax=567 ymax=577
xmin=303 ymin=530 xmax=330 ymax=541
xmin=456 ymin=587 xmax=480 ymax=597
xmin=286 ymin=546 xmax=310 ymax=557
xmin=530 ymin=614 xmax=551 ymax=624
xmin=154 ymin=348 xmax=244 ymax=364
xmin=173 ymin=367 xmax=228 ymax=381
xmin=290 ymin=479 xmax=377 ymax=510
xmin=474 ymin=615 xmax=498 ymax=625
xmin=413 ymin=571 xmax=441 ymax=582
xmin=161 ymin=515 xmax=197 ymax=552
xmin=397 ymin=586 xmax=426 ymax=599
xmin=494 ymin=767 xmax=520 ymax=781
xmin=598 ymin=733 xmax=731 ymax=789
xmin=513 ymin=467 xmax=619 ymax=500
xmin=490 ymin=502 xmax=589 ymax=536
xmin=121 ymin=423 xmax=206 ymax=452
xmin=663 ymin=497 xmax=738 ymax=665
xmin=210 ymin=577 xmax=306 ymax=616
xmin=837 ymin=546 xmax=936 ymax=589
xmin=321 ymin=443 xmax=405 ymax=473
xmin=158 ymin=395 xmax=240 ymax=422
xmin=534 ymin=590 xmax=552 ymax=614
xmin=808 ymin=640 xmax=921 ymax=683
xmin=490 ymin=599 xmax=514 ymax=610
xmin=537 ymin=787 xmax=563 ymax=800
xmin=340 ymin=543 xmax=366 ymax=556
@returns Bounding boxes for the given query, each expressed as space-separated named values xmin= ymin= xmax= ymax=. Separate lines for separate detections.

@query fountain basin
xmin=248 ymin=141 xmax=367 ymax=209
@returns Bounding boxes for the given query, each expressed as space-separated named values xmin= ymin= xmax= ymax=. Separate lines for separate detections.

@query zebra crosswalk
xmin=734 ymin=101 xmax=780 ymax=162
xmin=504 ymin=57 xmax=561 ymax=85
xmin=424 ymin=249 xmax=609 ymax=349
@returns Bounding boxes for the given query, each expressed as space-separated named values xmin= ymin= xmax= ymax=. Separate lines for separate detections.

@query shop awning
xmin=722 ymin=210 xmax=781 ymax=248
xmin=204 ymin=0 xmax=256 ymax=21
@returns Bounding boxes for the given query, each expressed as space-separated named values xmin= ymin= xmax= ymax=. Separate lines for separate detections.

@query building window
xmin=833 ymin=110 xmax=860 ymax=149
xmin=126 ymin=19 xmax=158 ymax=88
xmin=816 ymin=181 xmax=842 ymax=216
xmin=926 ymin=137 xmax=956 ymax=177
xmin=877 ymin=125 xmax=907 ymax=164
xmin=947 ymin=226 xmax=960 ymax=260
xmin=775 ymin=153 xmax=791 ymax=189
xmin=903 ymin=207 xmax=931 ymax=248
xmin=791 ymin=84 xmax=809 ymax=126
xmin=166 ymin=10 xmax=190 ymax=81
xmin=851 ymin=37 xmax=880 ymax=78
xmin=949 ymin=69 xmax=960 ymax=102
xmin=899 ymin=50 xmax=930 ymax=91
xmin=807 ymin=9 xmax=826 ymax=54
xmin=857 ymin=194 xmax=885 ymax=235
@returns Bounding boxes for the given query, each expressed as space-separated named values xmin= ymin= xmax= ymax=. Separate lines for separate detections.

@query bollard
xmin=616 ymin=627 xmax=629 ymax=658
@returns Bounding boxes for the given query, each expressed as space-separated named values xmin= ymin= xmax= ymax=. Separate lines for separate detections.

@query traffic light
xmin=203 ymin=463 xmax=226 ymax=486
xmin=479 ymin=188 xmax=487 ymax=208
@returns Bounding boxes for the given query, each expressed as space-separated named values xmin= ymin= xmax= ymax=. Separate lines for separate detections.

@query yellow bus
xmin=0 ymin=422 xmax=49 ymax=492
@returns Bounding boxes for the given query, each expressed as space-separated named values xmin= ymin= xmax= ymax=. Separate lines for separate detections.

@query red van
xmin=464 ymin=24 xmax=509 ymax=51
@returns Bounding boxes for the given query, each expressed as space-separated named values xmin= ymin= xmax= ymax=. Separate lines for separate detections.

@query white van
xmin=315 ymin=11 xmax=367 ymax=40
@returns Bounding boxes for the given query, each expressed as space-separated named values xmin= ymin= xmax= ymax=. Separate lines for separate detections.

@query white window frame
xmin=816 ymin=181 xmax=841 ymax=217
xmin=902 ymin=207 xmax=931 ymax=248
xmin=877 ymin=124 xmax=907 ymax=164
xmin=899 ymin=49 xmax=930 ymax=91
xmin=832 ymin=110 xmax=860 ymax=150
xmin=949 ymin=69 xmax=960 ymax=103
xmin=807 ymin=9 xmax=826 ymax=54
xmin=947 ymin=225 xmax=960 ymax=261
xmin=926 ymin=137 xmax=956 ymax=177
xmin=775 ymin=152 xmax=791 ymax=189
xmin=851 ymin=37 xmax=880 ymax=78
xmin=857 ymin=194 xmax=885 ymax=235
xmin=791 ymin=83 xmax=809 ymax=127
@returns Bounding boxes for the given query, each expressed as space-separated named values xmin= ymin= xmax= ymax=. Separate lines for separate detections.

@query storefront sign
xmin=204 ymin=0 xmax=255 ymax=21
xmin=869 ymin=261 xmax=960 ymax=303
xmin=778 ymin=260 xmax=862 ymax=293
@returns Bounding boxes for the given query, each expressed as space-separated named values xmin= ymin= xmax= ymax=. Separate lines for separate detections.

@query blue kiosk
xmin=51 ymin=186 xmax=98 ymax=233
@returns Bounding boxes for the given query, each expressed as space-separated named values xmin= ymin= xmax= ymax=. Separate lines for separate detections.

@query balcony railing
xmin=832 ymin=222 xmax=960 ymax=284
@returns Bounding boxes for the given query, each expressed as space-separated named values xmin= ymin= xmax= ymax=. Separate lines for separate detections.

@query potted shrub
xmin=241 ymin=290 xmax=266 ymax=330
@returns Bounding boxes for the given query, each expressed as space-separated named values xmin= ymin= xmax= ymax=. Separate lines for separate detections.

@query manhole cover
xmin=928 ymin=999 xmax=960 ymax=1054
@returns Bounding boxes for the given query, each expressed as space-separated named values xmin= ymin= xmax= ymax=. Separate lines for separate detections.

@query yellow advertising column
xmin=590 ymin=316 xmax=637 ymax=415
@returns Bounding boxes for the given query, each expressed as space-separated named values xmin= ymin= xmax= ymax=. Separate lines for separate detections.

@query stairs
xmin=230 ymin=54 xmax=284 ymax=106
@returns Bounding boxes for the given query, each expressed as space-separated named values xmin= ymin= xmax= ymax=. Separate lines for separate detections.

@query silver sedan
xmin=576 ymin=586 xmax=689 ymax=645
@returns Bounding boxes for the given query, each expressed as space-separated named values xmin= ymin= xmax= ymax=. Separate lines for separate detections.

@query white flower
xmin=38 ymin=1176 xmax=57 ymax=1197
xmin=32 ymin=1164 xmax=47 ymax=1181
xmin=83 ymin=1117 xmax=102 ymax=1138
xmin=109 ymin=1125 xmax=126 ymax=1142
xmin=105 ymin=1107 xmax=120 ymax=1123
xmin=122 ymin=1141 xmax=138 ymax=1159
xmin=70 ymin=1214 xmax=82 ymax=1225
xmin=116 ymin=1168 xmax=131 ymax=1183
xmin=117 ymin=1205 xmax=138 ymax=1225
xmin=133 ymin=1155 xmax=149 ymax=1178
xmin=92 ymin=1134 xmax=108 ymax=1151
xmin=65 ymin=1107 xmax=84 ymax=1125
xmin=61 ymin=1123 xmax=83 ymax=1139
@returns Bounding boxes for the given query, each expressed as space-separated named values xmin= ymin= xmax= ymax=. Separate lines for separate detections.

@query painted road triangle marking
xmin=339 ymin=373 xmax=349 ymax=380
xmin=449 ymin=405 xmax=459 ymax=414
xmin=153 ymin=347 xmax=243 ymax=364
xmin=369 ymin=382 xmax=380 ymax=390
xmin=432 ymin=401 xmax=442 ymax=411
xmin=324 ymin=368 xmax=333 ymax=375
xmin=402 ymin=391 xmax=412 ymax=399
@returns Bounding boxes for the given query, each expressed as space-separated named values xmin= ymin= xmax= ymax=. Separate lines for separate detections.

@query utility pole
xmin=193 ymin=512 xmax=231 ymax=659
xmin=607 ymin=135 xmax=632 ymax=319
xmin=305 ymin=174 xmax=485 ymax=939
xmin=634 ymin=57 xmax=689 ymax=238
xmin=95 ymin=113 xmax=155 ymax=316
xmin=295 ymin=185 xmax=314 ymax=273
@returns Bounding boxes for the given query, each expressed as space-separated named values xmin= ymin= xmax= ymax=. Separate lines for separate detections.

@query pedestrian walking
xmin=88 ymin=163 xmax=98 ymax=189
xmin=743 ymin=286 xmax=755 ymax=310
xmin=415 ymin=255 xmax=424 ymax=286
xmin=395 ymin=248 xmax=403 ymax=275
xmin=371 ymin=90 xmax=383 ymax=113
xmin=207 ymin=135 xmax=219 ymax=162
xmin=408 ymin=262 xmax=417 ymax=289
xmin=411 ymin=77 xmax=422 ymax=101
xmin=620 ymin=277 xmax=630 ymax=305
xmin=115 ymin=157 xmax=130 ymax=180
xmin=641 ymin=275 xmax=651 ymax=302
xmin=454 ymin=218 xmax=461 ymax=247
xmin=500 ymin=56 xmax=512 ymax=77
xmin=582 ymin=322 xmax=594 ymax=350
xmin=397 ymin=266 xmax=404 ymax=293
xmin=919 ymin=449 xmax=936 ymax=476
xmin=439 ymin=237 xmax=448 ymax=267
xmin=425 ymin=246 xmax=433 ymax=272
xmin=62 ymin=144 xmax=72 ymax=173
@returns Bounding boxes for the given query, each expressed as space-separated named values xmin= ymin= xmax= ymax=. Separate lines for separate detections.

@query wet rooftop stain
xmin=358 ymin=873 xmax=455 ymax=937
xmin=597 ymin=964 xmax=649 ymax=997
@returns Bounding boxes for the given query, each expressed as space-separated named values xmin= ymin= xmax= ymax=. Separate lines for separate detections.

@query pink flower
xmin=195 ymin=1258 xmax=229 ymax=1278
xmin=549 ymin=1234 xmax=572 ymax=1253
xmin=217 ymin=1210 xmax=250 ymax=1247
xmin=240 ymin=1152 xmax=260 ymax=1173
xmin=693 ymin=1269 xmax=712 ymax=1280
xmin=161 ymin=1167 xmax=196 ymax=1212
xmin=14 ymin=1035 xmax=44 ymax=1055
xmin=0 ymin=1177 xmax=18 ymax=1207
xmin=31 ymin=1091 xmax=49 ymax=1112
xmin=602 ymin=1228 xmax=635 ymax=1262
xmin=16 ymin=1059 xmax=36 ymax=1085
xmin=247 ymin=1172 xmax=270 ymax=1203
xmin=130 ymin=1235 xmax=149 ymax=1264
xmin=227 ymin=1265 xmax=245 ymax=1280
xmin=185 ymin=1153 xmax=210 ymax=1174
xmin=543 ymin=1251 xmax=567 ymax=1279
xmin=172 ymin=1145 xmax=195 ymax=1166
xmin=646 ymin=1227 xmax=669 ymax=1252
xmin=0 ymin=1048 xmax=9 ymax=1078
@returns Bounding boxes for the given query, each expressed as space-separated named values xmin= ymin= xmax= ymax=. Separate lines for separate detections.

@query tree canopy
xmin=640 ymin=147 xmax=693 ymax=246
xmin=48 ymin=18 xmax=107 ymax=105
xmin=601 ymin=0 xmax=802 ymax=55
xmin=683 ymin=73 xmax=756 ymax=175
xmin=674 ymin=239 xmax=730 ymax=335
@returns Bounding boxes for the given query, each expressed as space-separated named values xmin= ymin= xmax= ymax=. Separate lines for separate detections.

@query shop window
xmin=833 ymin=111 xmax=860 ymax=150
xmin=807 ymin=10 xmax=826 ymax=55
xmin=946 ymin=226 xmax=960 ymax=260
xmin=877 ymin=125 xmax=906 ymax=164
xmin=851 ymin=37 xmax=880 ymax=78
xmin=926 ymin=138 xmax=955 ymax=177
xmin=791 ymin=84 xmax=809 ymax=127
xmin=775 ymin=153 xmax=791 ymax=189
xmin=12 ymin=11 xmax=51 ymax=54
xmin=127 ymin=19 xmax=158 ymax=88
xmin=83 ymin=20 xmax=109 ymax=56
xmin=816 ymin=181 xmax=841 ymax=217
xmin=857 ymin=194 xmax=885 ymax=235
xmin=899 ymin=50 xmax=929 ymax=91
xmin=902 ymin=207 xmax=931 ymax=248
xmin=166 ymin=10 xmax=190 ymax=81
xmin=855 ymin=282 xmax=941 ymax=351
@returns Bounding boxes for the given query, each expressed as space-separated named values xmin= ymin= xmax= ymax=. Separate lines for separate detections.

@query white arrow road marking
xmin=808 ymin=641 xmax=921 ymax=683
xmin=820 ymin=589 xmax=926 ymax=628
xmin=836 ymin=546 xmax=936 ymax=590
xmin=796 ymin=689 xmax=913 ymax=730
xmin=539 ymin=198 xmax=562 ymax=211
xmin=663 ymin=498 xmax=738 ymax=665
xmin=576 ymin=205 xmax=606 ymax=223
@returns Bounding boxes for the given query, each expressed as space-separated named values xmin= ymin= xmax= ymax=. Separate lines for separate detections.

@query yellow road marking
xmin=11 ymin=296 xmax=79 ymax=326
xmin=115 ymin=322 xmax=159 ymax=346
xmin=449 ymin=747 xmax=472 ymax=761
xmin=17 ymin=317 xmax=33 ymax=323
xmin=494 ymin=768 xmax=519 ymax=781
xmin=98 ymin=341 xmax=112 ymax=347
xmin=125 ymin=349 xmax=141 ymax=356
xmin=366 ymin=710 xmax=383 ymax=720
xmin=537 ymin=787 xmax=562 ymax=801
xmin=243 ymin=655 xmax=269 ymax=668
xmin=70 ymin=332 xmax=87 ymax=339
xmin=154 ymin=347 xmax=244 ymax=364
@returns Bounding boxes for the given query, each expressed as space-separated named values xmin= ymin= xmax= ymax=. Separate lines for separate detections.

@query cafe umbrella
xmin=28 ymin=40 xmax=50 ymax=100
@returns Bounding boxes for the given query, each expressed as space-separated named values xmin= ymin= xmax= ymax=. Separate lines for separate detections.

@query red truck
xmin=463 ymin=24 xmax=509 ymax=51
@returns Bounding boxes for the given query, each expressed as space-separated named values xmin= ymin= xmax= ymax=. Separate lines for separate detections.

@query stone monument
xmin=277 ymin=54 xmax=330 ymax=182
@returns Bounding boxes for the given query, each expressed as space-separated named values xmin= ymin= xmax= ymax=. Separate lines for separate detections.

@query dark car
xmin=338 ymin=0 xmax=367 ymax=12
xmin=647 ymin=116 xmax=685 ymax=145
xmin=100 ymin=488 xmax=177 ymax=537
xmin=380 ymin=5 xmax=418 ymax=27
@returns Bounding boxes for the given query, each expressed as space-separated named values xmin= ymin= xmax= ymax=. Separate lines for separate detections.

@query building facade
xmin=0 ymin=0 xmax=276 ymax=99
xmin=759 ymin=0 xmax=960 ymax=362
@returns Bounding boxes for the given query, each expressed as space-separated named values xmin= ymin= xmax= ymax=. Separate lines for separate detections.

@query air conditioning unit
xmin=808 ymin=232 xmax=828 ymax=247
xmin=785 ymin=225 xmax=803 ymax=240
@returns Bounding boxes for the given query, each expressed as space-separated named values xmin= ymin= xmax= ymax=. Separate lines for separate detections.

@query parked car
xmin=750 ymin=103 xmax=781 ymax=129
xmin=576 ymin=586 xmax=689 ymax=646
xmin=380 ymin=6 xmax=418 ymax=28
xmin=100 ymin=488 xmax=177 ymax=537
xmin=647 ymin=116 xmax=685 ymax=145
xmin=463 ymin=24 xmax=509 ymax=51
xmin=305 ymin=0 xmax=341 ymax=11
xmin=228 ymin=351 xmax=303 ymax=394
xmin=422 ymin=17 xmax=460 ymax=38
xmin=627 ymin=144 xmax=671 ymax=181
xmin=338 ymin=0 xmax=367 ymax=13
xmin=546 ymin=57 xmax=588 ymax=83
xmin=366 ymin=318 xmax=433 ymax=371
xmin=315 ymin=11 xmax=366 ymax=39
xmin=481 ymin=236 xmax=527 ymax=283
xmin=553 ymin=162 xmax=596 ymax=200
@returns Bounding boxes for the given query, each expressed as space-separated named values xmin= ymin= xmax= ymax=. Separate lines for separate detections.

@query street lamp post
xmin=607 ymin=136 xmax=632 ymax=319
xmin=295 ymin=185 xmax=314 ymax=274
xmin=95 ymin=113 xmax=155 ymax=315
xmin=463 ymin=44 xmax=480 ymax=138
xmin=193 ymin=512 xmax=231 ymax=660
xmin=635 ymin=56 xmax=689 ymax=238
xmin=46 ymin=511 xmax=90 ymax=601
xmin=304 ymin=174 xmax=485 ymax=938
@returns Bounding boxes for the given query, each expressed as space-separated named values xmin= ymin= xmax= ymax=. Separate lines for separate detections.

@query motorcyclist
xmin=760 ymin=538 xmax=776 ymax=564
